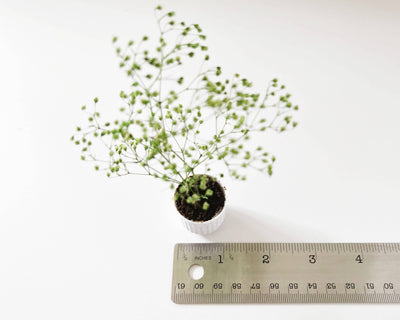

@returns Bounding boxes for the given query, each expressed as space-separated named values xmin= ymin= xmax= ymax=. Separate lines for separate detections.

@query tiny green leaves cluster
xmin=174 ymin=175 xmax=215 ymax=211
xmin=71 ymin=6 xmax=299 ymax=203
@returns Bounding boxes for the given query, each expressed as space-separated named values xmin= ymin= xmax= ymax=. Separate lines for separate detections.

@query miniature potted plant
xmin=71 ymin=6 xmax=299 ymax=234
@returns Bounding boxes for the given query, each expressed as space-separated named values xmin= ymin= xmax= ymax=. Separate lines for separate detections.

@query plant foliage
xmin=71 ymin=6 xmax=299 ymax=208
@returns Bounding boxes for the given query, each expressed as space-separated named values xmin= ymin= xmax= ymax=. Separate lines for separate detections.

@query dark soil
xmin=174 ymin=175 xmax=226 ymax=222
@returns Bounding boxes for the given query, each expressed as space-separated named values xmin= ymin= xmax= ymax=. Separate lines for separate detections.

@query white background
xmin=1 ymin=0 xmax=400 ymax=318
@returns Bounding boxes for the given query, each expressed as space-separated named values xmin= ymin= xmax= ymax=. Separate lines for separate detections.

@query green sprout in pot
xmin=71 ymin=5 xmax=299 ymax=225
xmin=174 ymin=175 xmax=225 ymax=222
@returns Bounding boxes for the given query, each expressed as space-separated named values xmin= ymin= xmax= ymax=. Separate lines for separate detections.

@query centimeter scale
xmin=171 ymin=243 xmax=400 ymax=304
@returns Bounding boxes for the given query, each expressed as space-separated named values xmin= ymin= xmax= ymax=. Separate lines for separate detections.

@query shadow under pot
xmin=174 ymin=175 xmax=226 ymax=235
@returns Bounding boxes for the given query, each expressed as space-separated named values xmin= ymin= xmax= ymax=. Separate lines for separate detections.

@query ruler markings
xmin=172 ymin=243 xmax=400 ymax=304
xmin=174 ymin=293 xmax=400 ymax=303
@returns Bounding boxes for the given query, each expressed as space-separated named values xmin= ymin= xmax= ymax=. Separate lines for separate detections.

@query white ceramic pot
xmin=175 ymin=175 xmax=226 ymax=235
xmin=179 ymin=206 xmax=226 ymax=235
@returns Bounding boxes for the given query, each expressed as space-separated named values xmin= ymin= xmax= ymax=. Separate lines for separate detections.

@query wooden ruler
xmin=171 ymin=243 xmax=400 ymax=303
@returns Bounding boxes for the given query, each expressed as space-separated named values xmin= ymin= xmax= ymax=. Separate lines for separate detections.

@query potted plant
xmin=71 ymin=6 xmax=299 ymax=234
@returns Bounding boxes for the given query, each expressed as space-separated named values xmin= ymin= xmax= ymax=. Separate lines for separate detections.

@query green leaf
xmin=186 ymin=196 xmax=194 ymax=204
xmin=200 ymin=180 xmax=207 ymax=190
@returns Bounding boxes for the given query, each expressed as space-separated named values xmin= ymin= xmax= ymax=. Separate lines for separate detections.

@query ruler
xmin=171 ymin=243 xmax=400 ymax=304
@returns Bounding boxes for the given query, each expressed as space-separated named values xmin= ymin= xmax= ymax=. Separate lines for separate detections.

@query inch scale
xmin=171 ymin=243 xmax=400 ymax=304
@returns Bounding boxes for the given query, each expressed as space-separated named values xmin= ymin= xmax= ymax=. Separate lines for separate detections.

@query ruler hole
xmin=188 ymin=264 xmax=204 ymax=280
